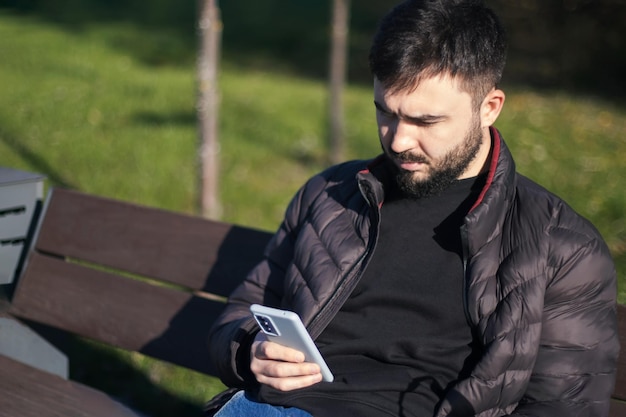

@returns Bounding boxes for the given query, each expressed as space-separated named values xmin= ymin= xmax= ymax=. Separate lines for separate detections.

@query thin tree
xmin=197 ymin=0 xmax=222 ymax=219
xmin=328 ymin=0 xmax=351 ymax=165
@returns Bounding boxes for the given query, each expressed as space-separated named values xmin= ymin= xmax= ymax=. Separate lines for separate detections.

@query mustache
xmin=391 ymin=151 xmax=429 ymax=165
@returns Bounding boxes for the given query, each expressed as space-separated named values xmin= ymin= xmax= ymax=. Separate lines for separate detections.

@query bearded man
xmin=206 ymin=1 xmax=618 ymax=416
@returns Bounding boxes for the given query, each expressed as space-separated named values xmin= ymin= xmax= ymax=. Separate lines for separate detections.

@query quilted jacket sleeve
xmin=207 ymin=171 xmax=332 ymax=388
xmin=509 ymin=215 xmax=619 ymax=416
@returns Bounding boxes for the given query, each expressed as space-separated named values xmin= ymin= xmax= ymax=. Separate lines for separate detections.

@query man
xmin=207 ymin=0 xmax=619 ymax=416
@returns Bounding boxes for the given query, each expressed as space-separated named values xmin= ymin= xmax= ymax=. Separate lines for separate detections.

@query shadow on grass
xmin=0 ymin=126 xmax=77 ymax=189
xmin=27 ymin=323 xmax=207 ymax=417
xmin=131 ymin=107 xmax=330 ymax=170
xmin=133 ymin=111 xmax=197 ymax=127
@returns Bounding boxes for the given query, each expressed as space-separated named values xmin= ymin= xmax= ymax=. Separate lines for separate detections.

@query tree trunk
xmin=197 ymin=0 xmax=222 ymax=219
xmin=328 ymin=0 xmax=350 ymax=165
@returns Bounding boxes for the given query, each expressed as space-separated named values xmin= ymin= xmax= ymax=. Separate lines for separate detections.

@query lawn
xmin=1 ymin=10 xmax=624 ymax=416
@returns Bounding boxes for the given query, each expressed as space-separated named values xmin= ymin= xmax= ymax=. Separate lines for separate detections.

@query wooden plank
xmin=613 ymin=304 xmax=626 ymax=401
xmin=10 ymin=252 xmax=226 ymax=375
xmin=34 ymin=188 xmax=272 ymax=296
xmin=0 ymin=354 xmax=142 ymax=417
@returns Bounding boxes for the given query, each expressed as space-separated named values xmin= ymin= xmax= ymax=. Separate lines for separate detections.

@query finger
xmin=255 ymin=370 xmax=323 ymax=392
xmin=254 ymin=340 xmax=306 ymax=363
xmin=251 ymin=358 xmax=320 ymax=379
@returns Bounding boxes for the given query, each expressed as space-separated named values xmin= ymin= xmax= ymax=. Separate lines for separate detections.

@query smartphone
xmin=250 ymin=304 xmax=334 ymax=382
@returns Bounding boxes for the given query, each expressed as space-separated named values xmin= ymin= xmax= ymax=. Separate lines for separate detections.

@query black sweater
xmin=257 ymin=175 xmax=485 ymax=417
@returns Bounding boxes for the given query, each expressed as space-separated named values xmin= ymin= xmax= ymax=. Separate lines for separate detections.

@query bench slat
xmin=10 ymin=252 xmax=225 ymax=375
xmin=34 ymin=188 xmax=271 ymax=297
xmin=0 ymin=354 xmax=141 ymax=417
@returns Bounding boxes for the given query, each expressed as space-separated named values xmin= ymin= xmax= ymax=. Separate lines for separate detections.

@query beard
xmin=386 ymin=116 xmax=484 ymax=199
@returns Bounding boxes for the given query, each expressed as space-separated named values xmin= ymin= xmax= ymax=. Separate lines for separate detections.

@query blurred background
xmin=1 ymin=0 xmax=624 ymax=415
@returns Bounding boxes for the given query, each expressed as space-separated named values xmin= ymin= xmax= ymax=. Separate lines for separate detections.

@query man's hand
xmin=250 ymin=332 xmax=323 ymax=391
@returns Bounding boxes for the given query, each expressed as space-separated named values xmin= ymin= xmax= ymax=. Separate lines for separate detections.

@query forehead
xmin=374 ymin=75 xmax=473 ymax=113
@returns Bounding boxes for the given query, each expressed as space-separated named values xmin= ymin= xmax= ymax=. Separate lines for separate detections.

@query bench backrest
xmin=8 ymin=188 xmax=272 ymax=375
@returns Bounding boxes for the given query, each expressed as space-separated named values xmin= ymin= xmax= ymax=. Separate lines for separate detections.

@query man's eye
xmin=415 ymin=120 xmax=436 ymax=127
xmin=409 ymin=117 xmax=442 ymax=127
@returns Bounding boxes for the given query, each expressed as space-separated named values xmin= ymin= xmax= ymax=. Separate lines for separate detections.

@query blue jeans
xmin=213 ymin=391 xmax=313 ymax=417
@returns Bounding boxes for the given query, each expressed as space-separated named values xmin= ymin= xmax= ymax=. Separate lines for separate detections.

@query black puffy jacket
xmin=208 ymin=128 xmax=618 ymax=416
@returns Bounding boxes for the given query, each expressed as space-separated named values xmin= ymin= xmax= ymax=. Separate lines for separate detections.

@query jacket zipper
xmin=460 ymin=223 xmax=473 ymax=327
xmin=307 ymin=184 xmax=381 ymax=339
xmin=308 ymin=246 xmax=372 ymax=339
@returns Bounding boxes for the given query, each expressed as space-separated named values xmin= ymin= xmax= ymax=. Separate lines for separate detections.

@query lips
xmin=393 ymin=153 xmax=429 ymax=171
xmin=398 ymin=161 xmax=425 ymax=171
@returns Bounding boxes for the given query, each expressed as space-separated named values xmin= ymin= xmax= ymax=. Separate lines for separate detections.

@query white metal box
xmin=0 ymin=168 xmax=45 ymax=284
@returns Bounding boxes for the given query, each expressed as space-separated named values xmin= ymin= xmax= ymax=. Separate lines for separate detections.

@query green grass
xmin=0 ymin=18 xmax=198 ymax=213
xmin=1 ymin=10 xmax=625 ymax=416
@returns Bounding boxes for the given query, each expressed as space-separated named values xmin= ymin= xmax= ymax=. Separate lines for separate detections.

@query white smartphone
xmin=250 ymin=304 xmax=334 ymax=382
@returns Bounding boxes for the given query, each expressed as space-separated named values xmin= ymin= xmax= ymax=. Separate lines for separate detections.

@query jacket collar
xmin=356 ymin=155 xmax=389 ymax=209
xmin=463 ymin=127 xmax=518 ymax=255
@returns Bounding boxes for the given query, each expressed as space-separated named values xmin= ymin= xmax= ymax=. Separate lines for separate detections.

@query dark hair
xmin=369 ymin=0 xmax=507 ymax=105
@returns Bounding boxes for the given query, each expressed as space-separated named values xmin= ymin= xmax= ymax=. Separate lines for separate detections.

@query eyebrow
xmin=373 ymin=100 xmax=447 ymax=124
xmin=373 ymin=100 xmax=391 ymax=114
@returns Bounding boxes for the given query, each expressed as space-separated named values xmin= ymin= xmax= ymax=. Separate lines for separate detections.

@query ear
xmin=479 ymin=88 xmax=505 ymax=127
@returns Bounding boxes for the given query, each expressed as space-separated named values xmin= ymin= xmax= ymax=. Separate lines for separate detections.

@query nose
xmin=388 ymin=119 xmax=418 ymax=155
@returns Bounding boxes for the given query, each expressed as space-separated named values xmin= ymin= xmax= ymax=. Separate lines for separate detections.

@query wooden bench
xmin=0 ymin=187 xmax=624 ymax=416
xmin=0 ymin=187 xmax=272 ymax=416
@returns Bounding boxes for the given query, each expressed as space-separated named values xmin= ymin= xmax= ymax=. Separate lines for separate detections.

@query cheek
xmin=422 ymin=123 xmax=467 ymax=154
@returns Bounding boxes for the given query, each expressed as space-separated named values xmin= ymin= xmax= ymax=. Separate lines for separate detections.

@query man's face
xmin=374 ymin=75 xmax=491 ymax=198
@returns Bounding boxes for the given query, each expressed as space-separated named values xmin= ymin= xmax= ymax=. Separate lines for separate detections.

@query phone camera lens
xmin=256 ymin=316 xmax=274 ymax=333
